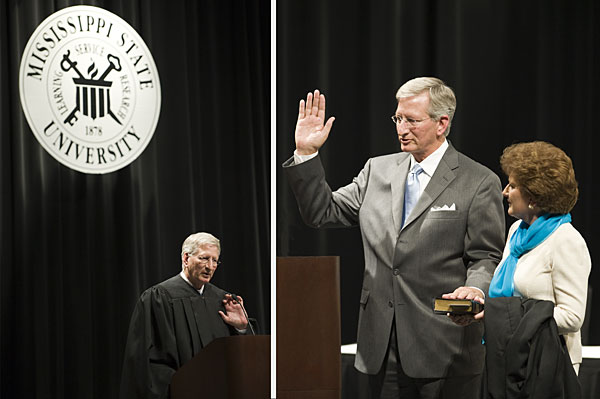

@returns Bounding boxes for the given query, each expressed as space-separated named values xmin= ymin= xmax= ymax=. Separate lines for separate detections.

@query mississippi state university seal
xmin=19 ymin=5 xmax=161 ymax=174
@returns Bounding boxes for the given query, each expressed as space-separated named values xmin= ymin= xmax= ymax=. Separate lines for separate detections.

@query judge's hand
xmin=219 ymin=294 xmax=249 ymax=330
xmin=441 ymin=286 xmax=485 ymax=326
xmin=295 ymin=89 xmax=335 ymax=155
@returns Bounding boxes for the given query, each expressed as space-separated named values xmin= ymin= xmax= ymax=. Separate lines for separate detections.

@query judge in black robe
xmin=119 ymin=232 xmax=249 ymax=399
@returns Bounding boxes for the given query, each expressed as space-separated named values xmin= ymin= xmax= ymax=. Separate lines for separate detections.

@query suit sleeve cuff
xmin=469 ymin=286 xmax=485 ymax=298
xmin=293 ymin=150 xmax=319 ymax=164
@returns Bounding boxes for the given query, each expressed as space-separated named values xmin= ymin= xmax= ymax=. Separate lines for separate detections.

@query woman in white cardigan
xmin=476 ymin=141 xmax=591 ymax=374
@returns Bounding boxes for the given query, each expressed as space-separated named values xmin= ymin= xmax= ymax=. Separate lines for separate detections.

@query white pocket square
xmin=430 ymin=203 xmax=456 ymax=212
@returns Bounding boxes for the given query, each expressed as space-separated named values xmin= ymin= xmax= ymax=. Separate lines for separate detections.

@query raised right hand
xmin=295 ymin=89 xmax=335 ymax=155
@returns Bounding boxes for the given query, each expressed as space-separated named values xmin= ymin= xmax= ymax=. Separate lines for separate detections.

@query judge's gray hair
xmin=395 ymin=77 xmax=456 ymax=136
xmin=181 ymin=232 xmax=221 ymax=258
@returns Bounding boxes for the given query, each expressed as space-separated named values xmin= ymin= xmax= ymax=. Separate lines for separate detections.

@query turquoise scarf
xmin=488 ymin=213 xmax=571 ymax=298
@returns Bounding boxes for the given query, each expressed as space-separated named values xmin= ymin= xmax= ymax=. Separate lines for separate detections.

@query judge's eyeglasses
xmin=194 ymin=255 xmax=222 ymax=266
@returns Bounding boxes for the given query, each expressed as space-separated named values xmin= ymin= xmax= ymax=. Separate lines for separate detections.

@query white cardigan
xmin=496 ymin=220 xmax=591 ymax=367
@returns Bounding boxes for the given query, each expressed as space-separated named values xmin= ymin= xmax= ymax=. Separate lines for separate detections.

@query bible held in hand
xmin=432 ymin=298 xmax=484 ymax=315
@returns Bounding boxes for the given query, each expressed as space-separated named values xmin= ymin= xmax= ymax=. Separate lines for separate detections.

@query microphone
xmin=229 ymin=293 xmax=255 ymax=335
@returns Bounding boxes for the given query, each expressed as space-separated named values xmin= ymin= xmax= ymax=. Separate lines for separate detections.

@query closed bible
xmin=432 ymin=298 xmax=484 ymax=314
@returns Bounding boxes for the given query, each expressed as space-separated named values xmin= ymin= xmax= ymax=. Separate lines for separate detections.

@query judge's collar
xmin=179 ymin=271 xmax=205 ymax=295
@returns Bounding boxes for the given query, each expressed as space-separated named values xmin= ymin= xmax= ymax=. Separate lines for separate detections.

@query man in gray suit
xmin=283 ymin=77 xmax=505 ymax=399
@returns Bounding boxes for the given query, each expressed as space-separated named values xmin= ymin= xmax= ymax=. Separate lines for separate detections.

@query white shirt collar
xmin=409 ymin=139 xmax=449 ymax=177
xmin=179 ymin=270 xmax=205 ymax=295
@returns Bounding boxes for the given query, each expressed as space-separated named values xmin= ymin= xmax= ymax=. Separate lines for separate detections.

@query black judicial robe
xmin=119 ymin=274 xmax=238 ymax=399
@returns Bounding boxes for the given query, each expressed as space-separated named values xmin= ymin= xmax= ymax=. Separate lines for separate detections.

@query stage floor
xmin=341 ymin=344 xmax=600 ymax=399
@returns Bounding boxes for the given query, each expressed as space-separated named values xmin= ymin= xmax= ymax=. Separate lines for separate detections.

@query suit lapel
xmin=391 ymin=155 xmax=411 ymax=234
xmin=401 ymin=144 xmax=459 ymax=230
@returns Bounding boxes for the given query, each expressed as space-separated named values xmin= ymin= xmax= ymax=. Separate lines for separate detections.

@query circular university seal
xmin=19 ymin=5 xmax=161 ymax=174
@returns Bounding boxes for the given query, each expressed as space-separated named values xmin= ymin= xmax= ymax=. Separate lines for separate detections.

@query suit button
xmin=388 ymin=300 xmax=394 ymax=307
xmin=393 ymin=268 xmax=400 ymax=276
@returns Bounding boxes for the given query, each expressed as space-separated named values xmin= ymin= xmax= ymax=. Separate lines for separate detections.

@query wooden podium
xmin=170 ymin=335 xmax=270 ymax=399
xmin=277 ymin=256 xmax=341 ymax=399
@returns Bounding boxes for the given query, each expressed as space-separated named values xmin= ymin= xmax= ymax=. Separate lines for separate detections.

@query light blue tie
xmin=402 ymin=164 xmax=424 ymax=227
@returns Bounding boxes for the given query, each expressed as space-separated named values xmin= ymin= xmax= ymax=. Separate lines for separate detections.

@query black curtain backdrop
xmin=1 ymin=0 xmax=270 ymax=398
xmin=277 ymin=0 xmax=600 ymax=347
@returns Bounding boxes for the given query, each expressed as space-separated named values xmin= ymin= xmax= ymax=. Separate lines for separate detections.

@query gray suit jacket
xmin=283 ymin=142 xmax=505 ymax=378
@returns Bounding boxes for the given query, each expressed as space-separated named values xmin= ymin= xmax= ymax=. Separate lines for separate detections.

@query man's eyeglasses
xmin=391 ymin=115 xmax=431 ymax=128
xmin=194 ymin=255 xmax=222 ymax=266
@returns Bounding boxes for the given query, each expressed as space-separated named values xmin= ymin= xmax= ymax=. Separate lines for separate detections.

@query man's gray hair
xmin=181 ymin=232 xmax=221 ymax=258
xmin=396 ymin=77 xmax=457 ymax=136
